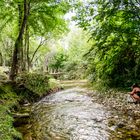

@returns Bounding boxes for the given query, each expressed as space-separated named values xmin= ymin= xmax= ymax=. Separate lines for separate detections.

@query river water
xmin=31 ymin=87 xmax=109 ymax=140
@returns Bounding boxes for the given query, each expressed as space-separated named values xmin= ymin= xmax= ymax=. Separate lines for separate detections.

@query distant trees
xmin=48 ymin=51 xmax=67 ymax=73
xmin=46 ymin=27 xmax=91 ymax=80
xmin=62 ymin=28 xmax=91 ymax=79
xmin=74 ymin=0 xmax=140 ymax=87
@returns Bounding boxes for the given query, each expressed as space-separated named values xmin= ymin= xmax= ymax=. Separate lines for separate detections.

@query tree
xmin=74 ymin=0 xmax=140 ymax=87
xmin=0 ymin=0 xmax=70 ymax=80
xmin=47 ymin=27 xmax=92 ymax=80
xmin=0 ymin=26 xmax=15 ymax=66
xmin=49 ymin=51 xmax=67 ymax=73
xmin=10 ymin=0 xmax=29 ymax=80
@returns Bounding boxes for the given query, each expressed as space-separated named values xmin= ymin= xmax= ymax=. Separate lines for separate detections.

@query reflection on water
xmin=31 ymin=88 xmax=109 ymax=140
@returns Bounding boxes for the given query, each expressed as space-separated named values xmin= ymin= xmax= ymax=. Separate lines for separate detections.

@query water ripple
xmin=31 ymin=87 xmax=109 ymax=140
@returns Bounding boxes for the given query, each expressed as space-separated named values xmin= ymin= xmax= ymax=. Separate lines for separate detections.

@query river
xmin=29 ymin=82 xmax=109 ymax=140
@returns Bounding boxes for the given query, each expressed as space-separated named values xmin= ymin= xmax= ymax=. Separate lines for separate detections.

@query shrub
xmin=16 ymin=72 xmax=50 ymax=96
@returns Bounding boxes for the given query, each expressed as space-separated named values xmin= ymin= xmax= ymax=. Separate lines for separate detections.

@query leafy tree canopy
xmin=73 ymin=0 xmax=140 ymax=87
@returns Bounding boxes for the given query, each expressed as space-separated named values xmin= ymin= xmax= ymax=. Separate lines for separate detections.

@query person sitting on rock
xmin=129 ymin=83 xmax=140 ymax=103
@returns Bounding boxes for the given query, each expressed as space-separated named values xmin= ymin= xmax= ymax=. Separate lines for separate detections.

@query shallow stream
xmin=30 ymin=87 xmax=109 ymax=140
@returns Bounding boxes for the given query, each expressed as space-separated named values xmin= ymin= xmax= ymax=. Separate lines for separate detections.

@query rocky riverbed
xmin=30 ymin=87 xmax=109 ymax=140
xmin=89 ymin=89 xmax=140 ymax=140
xmin=61 ymin=80 xmax=140 ymax=140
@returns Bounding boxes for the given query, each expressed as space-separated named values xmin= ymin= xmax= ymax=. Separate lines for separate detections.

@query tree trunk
xmin=25 ymin=24 xmax=30 ymax=71
xmin=18 ymin=3 xmax=24 ymax=72
xmin=0 ymin=52 xmax=3 ymax=66
xmin=10 ymin=0 xmax=29 ymax=80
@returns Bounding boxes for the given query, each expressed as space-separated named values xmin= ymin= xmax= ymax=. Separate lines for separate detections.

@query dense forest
xmin=0 ymin=0 xmax=140 ymax=139
xmin=74 ymin=0 xmax=140 ymax=87
xmin=0 ymin=0 xmax=140 ymax=88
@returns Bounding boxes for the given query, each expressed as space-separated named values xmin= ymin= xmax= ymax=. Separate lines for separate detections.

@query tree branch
xmin=30 ymin=38 xmax=47 ymax=63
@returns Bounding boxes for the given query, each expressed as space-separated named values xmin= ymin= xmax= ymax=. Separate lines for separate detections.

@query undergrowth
xmin=0 ymin=85 xmax=21 ymax=140
xmin=0 ymin=72 xmax=60 ymax=140
xmin=16 ymin=72 xmax=50 ymax=96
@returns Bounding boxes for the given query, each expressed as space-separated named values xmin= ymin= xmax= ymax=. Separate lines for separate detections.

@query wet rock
xmin=116 ymin=122 xmax=126 ymax=128
xmin=13 ymin=113 xmax=30 ymax=127
xmin=108 ymin=119 xmax=116 ymax=127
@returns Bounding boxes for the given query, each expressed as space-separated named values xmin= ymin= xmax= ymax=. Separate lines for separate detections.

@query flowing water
xmin=31 ymin=86 xmax=109 ymax=140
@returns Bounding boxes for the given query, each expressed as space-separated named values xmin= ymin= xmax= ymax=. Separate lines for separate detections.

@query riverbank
xmin=89 ymin=87 xmax=140 ymax=140
xmin=0 ymin=82 xmax=21 ymax=140
xmin=0 ymin=73 xmax=62 ymax=140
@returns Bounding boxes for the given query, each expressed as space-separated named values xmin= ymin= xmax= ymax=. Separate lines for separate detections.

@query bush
xmin=49 ymin=78 xmax=61 ymax=89
xmin=16 ymin=72 xmax=50 ymax=96
xmin=62 ymin=61 xmax=86 ymax=80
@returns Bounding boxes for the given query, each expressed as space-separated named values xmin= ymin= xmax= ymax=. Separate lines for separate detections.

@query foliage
xmin=0 ymin=0 xmax=71 ymax=80
xmin=74 ymin=0 xmax=140 ymax=87
xmin=0 ymin=85 xmax=21 ymax=140
xmin=62 ymin=28 xmax=91 ymax=80
xmin=49 ymin=78 xmax=61 ymax=89
xmin=46 ymin=27 xmax=91 ymax=80
xmin=0 ymin=105 xmax=21 ymax=140
xmin=16 ymin=72 xmax=50 ymax=95
xmin=48 ymin=50 xmax=68 ymax=72
xmin=0 ymin=67 xmax=9 ymax=80
xmin=0 ymin=26 xmax=15 ymax=66
xmin=63 ymin=61 xmax=84 ymax=80
xmin=29 ymin=0 xmax=69 ymax=36
xmin=0 ymin=74 xmax=60 ymax=139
